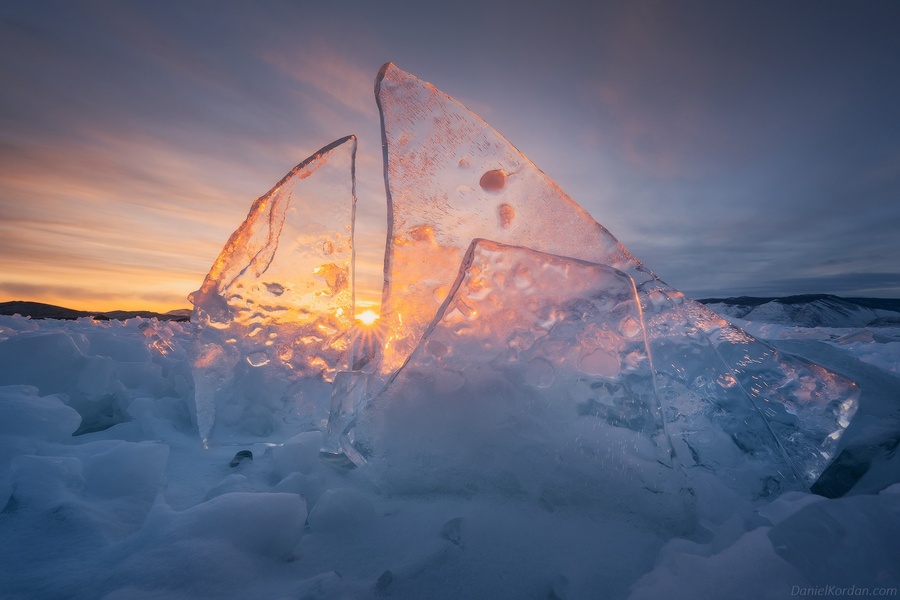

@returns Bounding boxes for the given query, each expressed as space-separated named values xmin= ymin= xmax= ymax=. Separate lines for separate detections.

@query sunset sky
xmin=2 ymin=1 xmax=899 ymax=312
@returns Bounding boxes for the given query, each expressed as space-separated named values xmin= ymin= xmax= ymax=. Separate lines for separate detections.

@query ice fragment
xmin=188 ymin=136 xmax=357 ymax=446
xmin=376 ymin=62 xmax=640 ymax=374
xmin=371 ymin=63 xmax=858 ymax=487
xmin=354 ymin=240 xmax=683 ymax=506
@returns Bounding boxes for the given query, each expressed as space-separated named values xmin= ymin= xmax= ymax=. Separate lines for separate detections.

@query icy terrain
xmin=702 ymin=295 xmax=900 ymax=329
xmin=0 ymin=313 xmax=898 ymax=599
xmin=2 ymin=61 xmax=898 ymax=599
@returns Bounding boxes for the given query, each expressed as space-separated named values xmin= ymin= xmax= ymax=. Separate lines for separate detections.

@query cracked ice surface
xmin=374 ymin=63 xmax=858 ymax=486
xmin=189 ymin=136 xmax=356 ymax=446
xmin=355 ymin=240 xmax=693 ymax=520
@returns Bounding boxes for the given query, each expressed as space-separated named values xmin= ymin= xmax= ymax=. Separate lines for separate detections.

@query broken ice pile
xmin=189 ymin=63 xmax=858 ymax=498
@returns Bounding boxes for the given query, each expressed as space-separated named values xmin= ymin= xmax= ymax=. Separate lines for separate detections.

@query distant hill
xmin=5 ymin=295 xmax=900 ymax=328
xmin=0 ymin=301 xmax=191 ymax=322
xmin=698 ymin=294 xmax=900 ymax=328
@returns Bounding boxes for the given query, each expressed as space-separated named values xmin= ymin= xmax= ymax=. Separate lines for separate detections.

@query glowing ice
xmin=354 ymin=240 xmax=694 ymax=516
xmin=188 ymin=63 xmax=857 ymax=490
xmin=371 ymin=63 xmax=857 ymax=486
xmin=189 ymin=136 xmax=356 ymax=446
xmin=355 ymin=240 xmax=814 ymax=499
xmin=376 ymin=63 xmax=642 ymax=373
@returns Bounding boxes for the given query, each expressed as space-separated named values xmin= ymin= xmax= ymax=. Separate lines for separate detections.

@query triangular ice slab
xmin=376 ymin=63 xmax=647 ymax=373
xmin=375 ymin=63 xmax=858 ymax=486
xmin=355 ymin=240 xmax=694 ymax=518
xmin=189 ymin=136 xmax=357 ymax=446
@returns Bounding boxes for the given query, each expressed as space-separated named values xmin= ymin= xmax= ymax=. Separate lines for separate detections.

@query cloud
xmin=0 ymin=267 xmax=197 ymax=312
xmin=688 ymin=272 xmax=900 ymax=300
xmin=2 ymin=0 xmax=898 ymax=315
xmin=262 ymin=47 xmax=378 ymax=120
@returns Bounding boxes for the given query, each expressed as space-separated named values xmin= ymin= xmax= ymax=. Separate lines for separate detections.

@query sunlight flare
xmin=355 ymin=309 xmax=380 ymax=326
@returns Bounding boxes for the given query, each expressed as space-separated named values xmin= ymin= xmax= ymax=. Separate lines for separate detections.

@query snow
xmin=705 ymin=297 xmax=900 ymax=329
xmin=0 ymin=313 xmax=898 ymax=599
xmin=720 ymin=315 xmax=900 ymax=379
xmin=839 ymin=339 xmax=900 ymax=376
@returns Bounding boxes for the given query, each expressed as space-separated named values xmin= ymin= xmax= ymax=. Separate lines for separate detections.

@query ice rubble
xmin=0 ymin=317 xmax=190 ymax=436
xmin=189 ymin=62 xmax=858 ymax=494
xmin=189 ymin=136 xmax=357 ymax=446
xmin=0 ymin=314 xmax=897 ymax=599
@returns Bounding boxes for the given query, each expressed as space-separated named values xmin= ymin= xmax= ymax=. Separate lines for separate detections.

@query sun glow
xmin=355 ymin=309 xmax=380 ymax=326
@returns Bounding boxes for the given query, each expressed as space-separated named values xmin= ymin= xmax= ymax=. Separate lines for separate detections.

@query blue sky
xmin=1 ymin=0 xmax=899 ymax=311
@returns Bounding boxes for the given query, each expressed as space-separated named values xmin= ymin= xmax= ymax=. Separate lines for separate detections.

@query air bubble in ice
xmin=578 ymin=349 xmax=620 ymax=377
xmin=619 ymin=316 xmax=642 ymax=339
xmin=479 ymin=169 xmax=507 ymax=192
xmin=498 ymin=204 xmax=515 ymax=228
xmin=246 ymin=352 xmax=269 ymax=367
xmin=524 ymin=357 xmax=555 ymax=388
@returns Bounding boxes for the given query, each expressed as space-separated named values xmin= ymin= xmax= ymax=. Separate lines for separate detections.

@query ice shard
xmin=189 ymin=136 xmax=356 ymax=446
xmin=376 ymin=63 xmax=645 ymax=374
xmin=373 ymin=63 xmax=858 ymax=485
xmin=355 ymin=240 xmax=820 ymax=499
xmin=355 ymin=240 xmax=694 ymax=518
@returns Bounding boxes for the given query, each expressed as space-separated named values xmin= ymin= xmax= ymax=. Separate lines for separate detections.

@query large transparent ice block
xmin=678 ymin=297 xmax=859 ymax=485
xmin=189 ymin=136 xmax=357 ymax=446
xmin=354 ymin=240 xmax=694 ymax=516
xmin=634 ymin=286 xmax=805 ymax=494
xmin=376 ymin=62 xmax=647 ymax=374
xmin=374 ymin=63 xmax=858 ymax=485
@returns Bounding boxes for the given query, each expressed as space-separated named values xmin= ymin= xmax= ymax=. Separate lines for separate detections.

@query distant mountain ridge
xmin=698 ymin=294 xmax=900 ymax=328
xmin=4 ymin=295 xmax=900 ymax=328
xmin=0 ymin=301 xmax=191 ymax=322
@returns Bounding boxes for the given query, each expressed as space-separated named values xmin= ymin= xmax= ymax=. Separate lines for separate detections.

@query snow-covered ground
xmin=0 ymin=313 xmax=898 ymax=599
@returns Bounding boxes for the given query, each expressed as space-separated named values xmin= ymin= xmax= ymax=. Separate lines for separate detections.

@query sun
xmin=355 ymin=309 xmax=380 ymax=326
xmin=350 ymin=308 xmax=386 ymax=369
